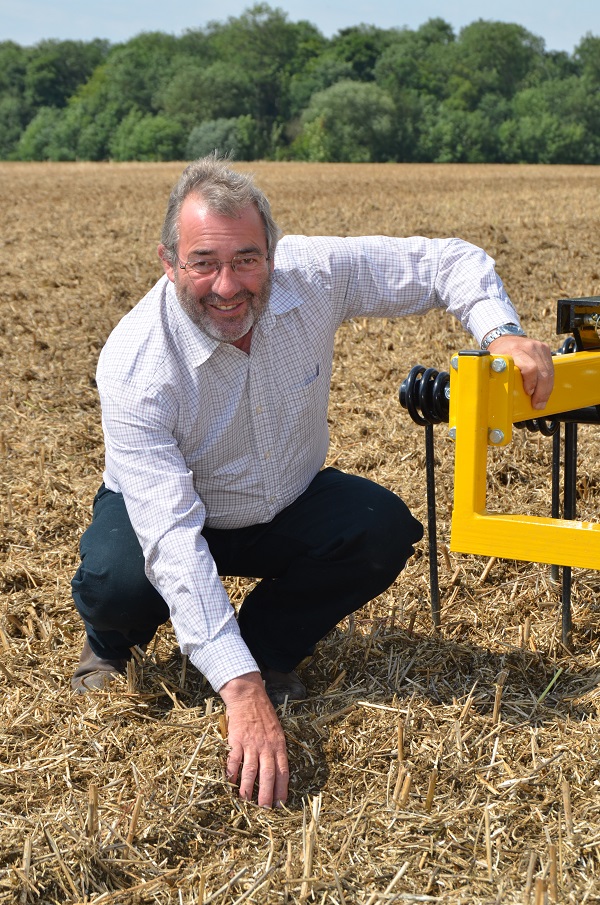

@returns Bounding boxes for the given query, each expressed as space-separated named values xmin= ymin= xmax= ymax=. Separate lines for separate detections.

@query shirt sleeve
xmin=97 ymin=375 xmax=259 ymax=693
xmin=285 ymin=235 xmax=521 ymax=343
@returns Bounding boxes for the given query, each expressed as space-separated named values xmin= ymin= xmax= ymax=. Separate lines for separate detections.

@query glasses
xmin=178 ymin=253 xmax=270 ymax=278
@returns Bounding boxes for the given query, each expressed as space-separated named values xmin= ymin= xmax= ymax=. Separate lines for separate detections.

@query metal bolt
xmin=488 ymin=428 xmax=504 ymax=444
xmin=448 ymin=427 xmax=457 ymax=440
xmin=450 ymin=355 xmax=459 ymax=371
xmin=444 ymin=384 xmax=451 ymax=400
xmin=491 ymin=358 xmax=507 ymax=373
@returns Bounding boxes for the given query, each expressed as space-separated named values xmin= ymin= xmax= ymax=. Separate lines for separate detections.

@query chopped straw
xmin=1 ymin=161 xmax=600 ymax=903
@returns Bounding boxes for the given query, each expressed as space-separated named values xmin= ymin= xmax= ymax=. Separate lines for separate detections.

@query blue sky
xmin=1 ymin=0 xmax=599 ymax=53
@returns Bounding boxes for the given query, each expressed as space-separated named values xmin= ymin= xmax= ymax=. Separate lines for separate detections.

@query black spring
xmin=399 ymin=365 xmax=450 ymax=426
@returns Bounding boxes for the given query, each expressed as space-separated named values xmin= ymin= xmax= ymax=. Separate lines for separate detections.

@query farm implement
xmin=399 ymin=297 xmax=600 ymax=648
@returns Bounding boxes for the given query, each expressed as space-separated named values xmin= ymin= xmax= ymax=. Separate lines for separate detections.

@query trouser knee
xmin=71 ymin=486 xmax=168 ymax=645
xmin=346 ymin=485 xmax=423 ymax=594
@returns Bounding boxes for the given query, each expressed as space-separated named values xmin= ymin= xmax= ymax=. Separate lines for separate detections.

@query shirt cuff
xmin=466 ymin=298 xmax=522 ymax=347
xmin=184 ymin=632 xmax=260 ymax=694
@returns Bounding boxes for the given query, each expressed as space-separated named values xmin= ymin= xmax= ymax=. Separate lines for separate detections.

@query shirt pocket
xmin=280 ymin=364 xmax=327 ymax=437
xmin=296 ymin=362 xmax=320 ymax=388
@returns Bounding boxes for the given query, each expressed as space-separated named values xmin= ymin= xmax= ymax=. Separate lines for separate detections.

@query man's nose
xmin=210 ymin=262 xmax=243 ymax=297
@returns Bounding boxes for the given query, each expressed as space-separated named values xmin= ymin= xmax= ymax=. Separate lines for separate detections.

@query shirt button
xmin=264 ymin=451 xmax=271 ymax=460
xmin=255 ymin=405 xmax=263 ymax=414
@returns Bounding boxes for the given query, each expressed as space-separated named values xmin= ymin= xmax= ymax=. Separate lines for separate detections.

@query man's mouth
xmin=211 ymin=301 xmax=243 ymax=311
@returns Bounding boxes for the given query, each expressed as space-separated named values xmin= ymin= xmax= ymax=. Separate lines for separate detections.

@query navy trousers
xmin=71 ymin=467 xmax=423 ymax=673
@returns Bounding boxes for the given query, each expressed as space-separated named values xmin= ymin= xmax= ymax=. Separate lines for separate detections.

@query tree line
xmin=2 ymin=4 xmax=600 ymax=164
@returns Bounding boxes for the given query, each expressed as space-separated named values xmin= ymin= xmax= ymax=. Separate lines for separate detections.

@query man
xmin=71 ymin=156 xmax=554 ymax=808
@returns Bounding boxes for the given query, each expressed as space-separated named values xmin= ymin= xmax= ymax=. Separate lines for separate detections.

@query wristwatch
xmin=481 ymin=323 xmax=526 ymax=351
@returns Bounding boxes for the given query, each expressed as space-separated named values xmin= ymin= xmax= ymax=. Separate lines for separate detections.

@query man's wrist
xmin=219 ymin=670 xmax=264 ymax=705
xmin=481 ymin=322 xmax=526 ymax=350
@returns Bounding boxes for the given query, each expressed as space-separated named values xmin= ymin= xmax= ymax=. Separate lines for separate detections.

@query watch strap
xmin=481 ymin=323 xmax=526 ymax=351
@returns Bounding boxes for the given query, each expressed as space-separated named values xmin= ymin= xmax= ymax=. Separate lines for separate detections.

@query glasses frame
xmin=177 ymin=253 xmax=270 ymax=278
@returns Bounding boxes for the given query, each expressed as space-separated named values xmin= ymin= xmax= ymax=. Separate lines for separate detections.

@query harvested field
xmin=1 ymin=161 xmax=600 ymax=904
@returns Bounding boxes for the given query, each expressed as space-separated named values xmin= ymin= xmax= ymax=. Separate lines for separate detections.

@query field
xmin=1 ymin=161 xmax=600 ymax=904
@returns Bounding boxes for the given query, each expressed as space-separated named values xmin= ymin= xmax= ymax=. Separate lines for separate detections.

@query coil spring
xmin=399 ymin=365 xmax=450 ymax=426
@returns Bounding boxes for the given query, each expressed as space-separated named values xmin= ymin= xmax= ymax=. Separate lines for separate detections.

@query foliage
xmin=292 ymin=80 xmax=396 ymax=162
xmin=109 ymin=111 xmax=185 ymax=161
xmin=23 ymin=38 xmax=110 ymax=109
xmin=2 ymin=7 xmax=600 ymax=163
xmin=186 ymin=116 xmax=257 ymax=160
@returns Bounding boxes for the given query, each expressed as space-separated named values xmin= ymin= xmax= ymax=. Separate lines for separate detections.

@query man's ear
xmin=158 ymin=244 xmax=176 ymax=282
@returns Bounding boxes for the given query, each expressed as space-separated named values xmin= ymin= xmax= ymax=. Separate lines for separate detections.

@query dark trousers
xmin=71 ymin=467 xmax=423 ymax=672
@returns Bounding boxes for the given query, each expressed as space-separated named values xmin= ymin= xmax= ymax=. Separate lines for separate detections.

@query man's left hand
xmin=487 ymin=335 xmax=554 ymax=410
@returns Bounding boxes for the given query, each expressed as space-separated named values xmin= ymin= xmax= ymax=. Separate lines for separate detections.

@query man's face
xmin=159 ymin=197 xmax=273 ymax=347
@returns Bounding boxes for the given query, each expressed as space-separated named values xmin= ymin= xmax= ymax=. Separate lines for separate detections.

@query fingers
xmin=526 ymin=355 xmax=554 ymax=410
xmin=226 ymin=742 xmax=243 ymax=786
xmin=514 ymin=342 xmax=554 ymax=409
xmin=220 ymin=671 xmax=290 ymax=808
xmin=226 ymin=738 xmax=289 ymax=807
xmin=272 ymin=749 xmax=291 ymax=808
xmin=239 ymin=754 xmax=261 ymax=803
xmin=486 ymin=336 xmax=554 ymax=410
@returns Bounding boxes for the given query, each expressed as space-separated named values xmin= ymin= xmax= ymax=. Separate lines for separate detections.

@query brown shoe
xmin=261 ymin=667 xmax=307 ymax=707
xmin=71 ymin=638 xmax=127 ymax=694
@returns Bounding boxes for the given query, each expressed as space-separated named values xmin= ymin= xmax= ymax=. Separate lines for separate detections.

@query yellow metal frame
xmin=448 ymin=350 xmax=600 ymax=570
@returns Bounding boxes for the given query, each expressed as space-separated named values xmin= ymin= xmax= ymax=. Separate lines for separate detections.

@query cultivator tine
xmin=399 ymin=365 xmax=450 ymax=628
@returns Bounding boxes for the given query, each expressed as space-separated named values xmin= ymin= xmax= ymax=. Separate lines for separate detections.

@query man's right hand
xmin=219 ymin=671 xmax=289 ymax=808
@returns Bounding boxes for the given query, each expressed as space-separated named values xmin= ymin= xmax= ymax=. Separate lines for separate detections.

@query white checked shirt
xmin=97 ymin=234 xmax=519 ymax=691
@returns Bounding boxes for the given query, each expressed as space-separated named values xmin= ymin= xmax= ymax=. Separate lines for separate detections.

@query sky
xmin=1 ymin=0 xmax=599 ymax=54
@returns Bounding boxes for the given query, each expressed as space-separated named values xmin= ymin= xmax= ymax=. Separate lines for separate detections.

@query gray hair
xmin=160 ymin=154 xmax=280 ymax=264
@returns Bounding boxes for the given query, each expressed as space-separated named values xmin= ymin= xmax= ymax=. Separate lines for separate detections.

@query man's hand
xmin=487 ymin=335 xmax=554 ymax=410
xmin=219 ymin=671 xmax=289 ymax=808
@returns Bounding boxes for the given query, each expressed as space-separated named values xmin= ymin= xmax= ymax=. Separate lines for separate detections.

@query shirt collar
xmin=165 ymin=279 xmax=220 ymax=366
xmin=254 ymin=271 xmax=304 ymax=337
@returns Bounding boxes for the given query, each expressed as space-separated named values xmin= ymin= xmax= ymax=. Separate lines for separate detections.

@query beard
xmin=175 ymin=273 xmax=272 ymax=344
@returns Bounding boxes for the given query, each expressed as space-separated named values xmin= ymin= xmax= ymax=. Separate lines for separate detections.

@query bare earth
xmin=1 ymin=162 xmax=600 ymax=903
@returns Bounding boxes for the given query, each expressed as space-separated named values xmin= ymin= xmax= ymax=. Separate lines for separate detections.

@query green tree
xmin=99 ymin=32 xmax=180 ymax=113
xmin=205 ymin=4 xmax=325 ymax=155
xmin=292 ymin=79 xmax=396 ymax=161
xmin=451 ymin=20 xmax=545 ymax=107
xmin=186 ymin=115 xmax=257 ymax=159
xmin=15 ymin=107 xmax=68 ymax=160
xmin=0 ymin=40 xmax=29 ymax=97
xmin=419 ymin=95 xmax=510 ymax=162
xmin=574 ymin=33 xmax=600 ymax=82
xmin=156 ymin=60 xmax=254 ymax=134
xmin=374 ymin=19 xmax=456 ymax=100
xmin=373 ymin=19 xmax=457 ymax=160
xmin=24 ymin=38 xmax=110 ymax=109
xmin=0 ymin=96 xmax=27 ymax=158
xmin=500 ymin=77 xmax=598 ymax=163
xmin=288 ymin=56 xmax=354 ymax=118
xmin=328 ymin=24 xmax=398 ymax=81
xmin=0 ymin=41 xmax=32 ymax=157
xmin=109 ymin=110 xmax=185 ymax=160
xmin=52 ymin=33 xmax=181 ymax=160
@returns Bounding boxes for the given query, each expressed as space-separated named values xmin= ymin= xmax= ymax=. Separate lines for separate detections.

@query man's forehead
xmin=178 ymin=197 xmax=264 ymax=245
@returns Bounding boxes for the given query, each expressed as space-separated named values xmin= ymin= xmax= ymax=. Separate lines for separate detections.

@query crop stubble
xmin=1 ymin=162 xmax=600 ymax=903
